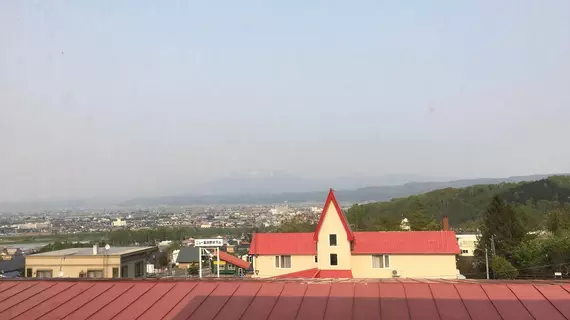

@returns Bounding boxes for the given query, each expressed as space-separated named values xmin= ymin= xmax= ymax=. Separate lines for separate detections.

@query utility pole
xmin=490 ymin=235 xmax=496 ymax=279
xmin=199 ymin=248 xmax=202 ymax=278
xmin=485 ymin=248 xmax=490 ymax=280
xmin=490 ymin=235 xmax=496 ymax=257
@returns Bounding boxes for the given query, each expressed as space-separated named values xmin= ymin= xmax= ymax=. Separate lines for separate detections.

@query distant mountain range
xmin=195 ymin=172 xmax=449 ymax=194
xmin=119 ymin=174 xmax=560 ymax=206
xmin=1 ymin=173 xmax=565 ymax=212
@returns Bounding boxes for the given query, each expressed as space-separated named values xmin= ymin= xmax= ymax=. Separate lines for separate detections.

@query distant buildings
xmin=14 ymin=222 xmax=51 ymax=230
xmin=112 ymin=218 xmax=127 ymax=227
xmin=25 ymin=245 xmax=156 ymax=278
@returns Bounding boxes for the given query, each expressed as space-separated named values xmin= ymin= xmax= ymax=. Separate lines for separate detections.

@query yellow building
xmin=249 ymin=189 xmax=460 ymax=279
xmin=25 ymin=245 xmax=156 ymax=278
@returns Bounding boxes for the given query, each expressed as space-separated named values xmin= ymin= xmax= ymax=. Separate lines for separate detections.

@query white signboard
xmin=195 ymin=238 xmax=224 ymax=247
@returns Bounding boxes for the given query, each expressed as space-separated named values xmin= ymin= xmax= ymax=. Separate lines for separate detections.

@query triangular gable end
xmin=313 ymin=189 xmax=354 ymax=241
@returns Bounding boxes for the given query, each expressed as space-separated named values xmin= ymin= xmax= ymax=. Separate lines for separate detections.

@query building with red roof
xmin=249 ymin=189 xmax=460 ymax=279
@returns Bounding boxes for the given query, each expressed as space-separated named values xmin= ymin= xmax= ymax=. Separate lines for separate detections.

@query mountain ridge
xmin=119 ymin=174 xmax=561 ymax=206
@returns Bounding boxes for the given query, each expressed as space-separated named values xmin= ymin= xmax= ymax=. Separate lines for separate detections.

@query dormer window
xmin=329 ymin=234 xmax=337 ymax=246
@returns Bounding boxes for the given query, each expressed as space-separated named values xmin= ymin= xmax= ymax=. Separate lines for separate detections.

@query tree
xmin=187 ymin=265 xmax=199 ymax=276
xmin=167 ymin=242 xmax=181 ymax=254
xmin=478 ymin=195 xmax=527 ymax=258
xmin=492 ymin=256 xmax=518 ymax=279
xmin=274 ymin=214 xmax=317 ymax=233
xmin=157 ymin=252 xmax=169 ymax=268
xmin=546 ymin=210 xmax=570 ymax=235
xmin=409 ymin=211 xmax=440 ymax=231
xmin=346 ymin=204 xmax=365 ymax=230
xmin=236 ymin=247 xmax=249 ymax=258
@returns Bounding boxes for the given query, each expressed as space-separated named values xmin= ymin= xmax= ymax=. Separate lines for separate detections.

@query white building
xmin=400 ymin=218 xmax=410 ymax=231
xmin=456 ymin=234 xmax=479 ymax=256
xmin=112 ymin=218 xmax=127 ymax=227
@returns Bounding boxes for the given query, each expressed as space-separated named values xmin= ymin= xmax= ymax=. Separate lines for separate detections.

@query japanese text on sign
xmin=195 ymin=239 xmax=223 ymax=247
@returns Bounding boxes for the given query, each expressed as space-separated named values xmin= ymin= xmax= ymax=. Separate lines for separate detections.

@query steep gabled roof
xmin=313 ymin=189 xmax=354 ymax=241
xmin=249 ymin=232 xmax=316 ymax=255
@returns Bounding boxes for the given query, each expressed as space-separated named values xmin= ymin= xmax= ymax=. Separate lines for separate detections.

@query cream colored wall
xmin=351 ymin=254 xmax=457 ymax=279
xmin=316 ymin=204 xmax=351 ymax=270
xmin=25 ymin=255 xmax=121 ymax=278
xmin=253 ymin=255 xmax=316 ymax=278
xmin=351 ymin=255 xmax=393 ymax=278
xmin=457 ymin=235 xmax=478 ymax=257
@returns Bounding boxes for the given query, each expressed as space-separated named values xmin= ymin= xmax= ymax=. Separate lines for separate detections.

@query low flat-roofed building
xmin=25 ymin=245 xmax=156 ymax=279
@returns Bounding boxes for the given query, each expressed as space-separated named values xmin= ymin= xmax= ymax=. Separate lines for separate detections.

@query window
xmin=330 ymin=254 xmax=338 ymax=266
xmin=372 ymin=255 xmax=390 ymax=268
xmin=26 ymin=268 xmax=32 ymax=278
xmin=36 ymin=269 xmax=53 ymax=278
xmin=135 ymin=261 xmax=144 ymax=278
xmin=228 ymin=263 xmax=235 ymax=270
xmin=87 ymin=270 xmax=104 ymax=278
xmin=315 ymin=255 xmax=318 ymax=263
xmin=274 ymin=255 xmax=292 ymax=268
xmin=121 ymin=265 xmax=129 ymax=278
xmin=112 ymin=268 xmax=119 ymax=278
xmin=461 ymin=249 xmax=469 ymax=254
xmin=329 ymin=234 xmax=337 ymax=246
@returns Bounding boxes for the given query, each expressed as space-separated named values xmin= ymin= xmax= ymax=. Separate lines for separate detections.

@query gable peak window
xmin=329 ymin=234 xmax=337 ymax=246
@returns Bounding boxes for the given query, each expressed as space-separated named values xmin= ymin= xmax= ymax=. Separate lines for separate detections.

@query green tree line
xmin=475 ymin=193 xmax=570 ymax=279
xmin=343 ymin=176 xmax=570 ymax=232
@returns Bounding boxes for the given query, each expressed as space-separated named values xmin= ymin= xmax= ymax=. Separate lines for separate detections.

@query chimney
xmin=93 ymin=244 xmax=99 ymax=255
xmin=442 ymin=216 xmax=449 ymax=231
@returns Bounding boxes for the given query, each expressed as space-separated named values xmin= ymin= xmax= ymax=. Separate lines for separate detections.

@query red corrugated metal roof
xmin=2 ymin=279 xmax=570 ymax=319
xmin=315 ymin=270 xmax=353 ymax=278
xmin=352 ymin=231 xmax=461 ymax=254
xmin=249 ymin=232 xmax=316 ymax=255
xmin=218 ymin=251 xmax=251 ymax=270
xmin=249 ymin=229 xmax=459 ymax=255
xmin=313 ymin=189 xmax=354 ymax=241
xmin=272 ymin=268 xmax=352 ymax=279
xmin=273 ymin=268 xmax=319 ymax=279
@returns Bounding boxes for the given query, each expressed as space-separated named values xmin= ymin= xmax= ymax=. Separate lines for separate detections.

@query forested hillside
xmin=345 ymin=176 xmax=570 ymax=231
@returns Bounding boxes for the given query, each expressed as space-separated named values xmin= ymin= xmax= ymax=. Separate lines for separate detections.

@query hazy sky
xmin=1 ymin=1 xmax=569 ymax=201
